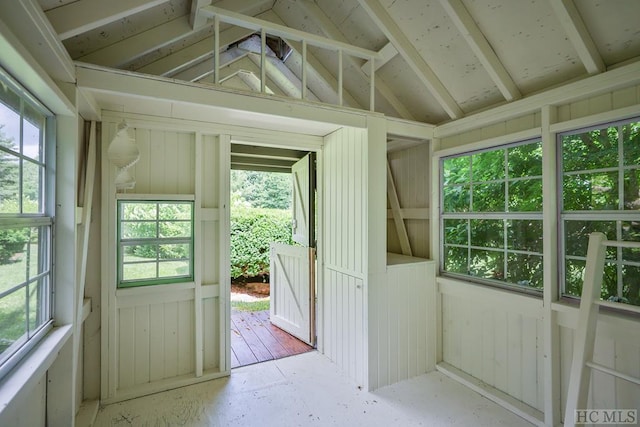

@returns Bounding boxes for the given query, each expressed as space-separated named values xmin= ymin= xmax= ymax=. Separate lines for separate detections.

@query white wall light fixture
xmin=107 ymin=120 xmax=140 ymax=190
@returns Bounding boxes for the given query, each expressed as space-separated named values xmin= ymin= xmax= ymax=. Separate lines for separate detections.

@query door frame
xmin=226 ymin=138 xmax=324 ymax=367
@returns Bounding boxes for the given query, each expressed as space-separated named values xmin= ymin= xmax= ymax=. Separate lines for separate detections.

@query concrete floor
xmin=93 ymin=351 xmax=534 ymax=427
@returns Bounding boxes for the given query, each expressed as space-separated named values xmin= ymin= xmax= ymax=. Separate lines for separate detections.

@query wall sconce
xmin=107 ymin=120 xmax=140 ymax=190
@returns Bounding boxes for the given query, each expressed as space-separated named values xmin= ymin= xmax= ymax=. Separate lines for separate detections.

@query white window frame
xmin=0 ymin=68 xmax=54 ymax=381
xmin=440 ymin=138 xmax=544 ymax=294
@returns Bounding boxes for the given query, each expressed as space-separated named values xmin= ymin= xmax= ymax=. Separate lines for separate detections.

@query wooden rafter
xmin=361 ymin=42 xmax=397 ymax=76
xmin=357 ymin=0 xmax=463 ymax=119
xmin=548 ymin=0 xmax=605 ymax=74
xmin=190 ymin=0 xmax=212 ymax=29
xmin=45 ymin=0 xmax=167 ymax=41
xmin=387 ymin=161 xmax=413 ymax=256
xmin=438 ymin=0 xmax=521 ymax=102
xmin=292 ymin=0 xmax=416 ymax=120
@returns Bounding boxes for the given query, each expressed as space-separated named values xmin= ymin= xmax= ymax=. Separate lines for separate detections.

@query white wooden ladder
xmin=564 ymin=232 xmax=640 ymax=426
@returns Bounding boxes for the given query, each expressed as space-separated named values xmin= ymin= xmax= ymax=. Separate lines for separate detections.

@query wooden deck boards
xmin=231 ymin=309 xmax=313 ymax=368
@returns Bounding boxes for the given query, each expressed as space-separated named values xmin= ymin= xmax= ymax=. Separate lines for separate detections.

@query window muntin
xmin=0 ymin=73 xmax=52 ymax=372
xmin=117 ymin=200 xmax=194 ymax=287
xmin=441 ymin=140 xmax=543 ymax=291
xmin=560 ymin=118 xmax=640 ymax=306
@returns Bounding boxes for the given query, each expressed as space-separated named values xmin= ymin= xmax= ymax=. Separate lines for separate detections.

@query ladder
xmin=564 ymin=232 xmax=640 ymax=426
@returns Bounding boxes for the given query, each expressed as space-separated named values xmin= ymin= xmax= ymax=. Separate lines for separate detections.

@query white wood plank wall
xmin=440 ymin=285 xmax=545 ymax=412
xmin=102 ymin=123 xmax=225 ymax=402
xmin=387 ymin=144 xmax=430 ymax=258
xmin=322 ymin=127 xmax=368 ymax=386
xmin=370 ymin=258 xmax=435 ymax=389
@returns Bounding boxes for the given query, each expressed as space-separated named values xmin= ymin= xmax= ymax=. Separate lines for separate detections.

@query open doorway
xmin=229 ymin=144 xmax=316 ymax=368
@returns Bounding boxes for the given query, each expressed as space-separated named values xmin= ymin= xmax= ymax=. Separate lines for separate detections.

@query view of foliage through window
xmin=0 ymin=82 xmax=51 ymax=368
xmin=561 ymin=119 xmax=640 ymax=306
xmin=118 ymin=201 xmax=193 ymax=287
xmin=441 ymin=140 xmax=543 ymax=290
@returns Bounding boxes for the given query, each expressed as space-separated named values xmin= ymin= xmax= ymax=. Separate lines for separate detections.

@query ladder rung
xmin=602 ymin=239 xmax=640 ymax=249
xmin=586 ymin=361 xmax=640 ymax=386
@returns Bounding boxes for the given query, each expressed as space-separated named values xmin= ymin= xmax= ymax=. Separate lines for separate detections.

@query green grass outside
xmin=231 ymin=299 xmax=270 ymax=312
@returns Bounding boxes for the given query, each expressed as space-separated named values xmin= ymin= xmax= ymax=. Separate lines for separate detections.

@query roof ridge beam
xmin=290 ymin=0 xmax=416 ymax=120
xmin=438 ymin=0 xmax=521 ymax=102
xmin=357 ymin=0 xmax=463 ymax=119
xmin=45 ymin=0 xmax=167 ymax=41
xmin=548 ymin=0 xmax=605 ymax=74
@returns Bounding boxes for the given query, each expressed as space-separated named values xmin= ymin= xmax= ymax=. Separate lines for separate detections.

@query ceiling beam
xmin=200 ymin=5 xmax=380 ymax=60
xmin=45 ymin=0 xmax=167 ymax=41
xmin=361 ymin=42 xmax=397 ymax=76
xmin=357 ymin=0 xmax=463 ymax=119
xmin=190 ymin=0 xmax=212 ymax=29
xmin=289 ymin=0 xmax=416 ymax=120
xmin=173 ymin=48 xmax=250 ymax=82
xmin=548 ymin=0 xmax=605 ymax=74
xmin=438 ymin=0 xmax=521 ymax=102
xmin=75 ymin=0 xmax=272 ymax=69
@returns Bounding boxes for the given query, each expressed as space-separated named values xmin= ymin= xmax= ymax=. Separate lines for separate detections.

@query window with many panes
xmin=0 ymin=70 xmax=53 ymax=377
xmin=441 ymin=140 xmax=543 ymax=291
xmin=118 ymin=200 xmax=194 ymax=288
xmin=560 ymin=118 xmax=640 ymax=307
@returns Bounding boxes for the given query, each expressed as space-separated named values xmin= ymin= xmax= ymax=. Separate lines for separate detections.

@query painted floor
xmin=93 ymin=351 xmax=534 ymax=427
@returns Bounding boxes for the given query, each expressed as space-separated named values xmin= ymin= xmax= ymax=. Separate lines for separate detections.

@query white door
xmin=270 ymin=154 xmax=315 ymax=345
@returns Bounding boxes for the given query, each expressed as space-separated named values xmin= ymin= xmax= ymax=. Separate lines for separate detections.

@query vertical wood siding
xmin=103 ymin=123 xmax=224 ymax=401
xmin=322 ymin=127 xmax=368 ymax=386
xmin=387 ymin=144 xmax=430 ymax=258
xmin=370 ymin=260 xmax=435 ymax=389
xmin=440 ymin=289 xmax=545 ymax=411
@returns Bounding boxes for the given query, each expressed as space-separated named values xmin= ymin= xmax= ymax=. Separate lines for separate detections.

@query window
xmin=0 ymin=70 xmax=53 ymax=376
xmin=560 ymin=118 xmax=640 ymax=306
xmin=118 ymin=200 xmax=194 ymax=287
xmin=441 ymin=140 xmax=543 ymax=291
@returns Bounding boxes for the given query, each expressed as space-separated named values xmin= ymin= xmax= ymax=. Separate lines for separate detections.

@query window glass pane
xmin=121 ymin=202 xmax=156 ymax=221
xmin=123 ymin=244 xmax=157 ymax=263
xmin=565 ymin=258 xmax=586 ymax=298
xmin=623 ymin=169 xmax=640 ymax=210
xmin=563 ymin=172 xmax=618 ymax=210
xmin=622 ymin=121 xmax=640 ymax=166
xmin=22 ymin=160 xmax=42 ymax=213
xmin=562 ymin=127 xmax=618 ymax=172
xmin=26 ymin=227 xmax=45 ymax=280
xmin=121 ymin=221 xmax=157 ymax=239
xmin=443 ymin=185 xmax=469 ymax=212
xmin=470 ymin=219 xmax=503 ymax=248
xmin=22 ymin=104 xmax=43 ymax=162
xmin=472 ymin=182 xmax=505 ymax=212
xmin=621 ymin=221 xmax=640 ymax=262
xmin=508 ymin=179 xmax=542 ymax=211
xmin=443 ymin=219 xmax=467 ymax=245
xmin=507 ymin=253 xmax=543 ymax=289
xmin=0 ymin=287 xmax=27 ymax=357
xmin=444 ymin=246 xmax=467 ymax=274
xmin=472 ymin=150 xmax=504 ymax=182
xmin=159 ymin=203 xmax=191 ymax=220
xmin=0 ymin=226 xmax=30 ymax=292
xmin=508 ymin=220 xmax=543 ymax=253
xmin=469 ymin=249 xmax=504 ymax=280
xmin=158 ymin=243 xmax=190 ymax=260
xmin=621 ymin=265 xmax=640 ymax=306
xmin=600 ymin=263 xmax=618 ymax=301
xmin=122 ymin=262 xmax=157 ymax=281
xmin=158 ymin=260 xmax=190 ymax=278
xmin=0 ymin=152 xmax=19 ymax=211
xmin=508 ymin=142 xmax=542 ymax=177
xmin=28 ymin=278 xmax=48 ymax=336
xmin=159 ymin=221 xmax=191 ymax=238
xmin=0 ymin=89 xmax=21 ymax=155
xmin=564 ymin=220 xmax=616 ymax=258
xmin=443 ymin=156 xmax=470 ymax=185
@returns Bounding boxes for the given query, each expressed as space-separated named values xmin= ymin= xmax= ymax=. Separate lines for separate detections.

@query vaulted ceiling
xmin=36 ymin=0 xmax=640 ymax=125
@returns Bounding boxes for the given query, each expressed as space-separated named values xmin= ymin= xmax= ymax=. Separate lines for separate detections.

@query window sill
xmin=0 ymin=325 xmax=72 ymax=412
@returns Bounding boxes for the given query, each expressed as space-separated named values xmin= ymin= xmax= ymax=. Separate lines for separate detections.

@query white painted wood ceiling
xmin=37 ymin=0 xmax=640 ymax=125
